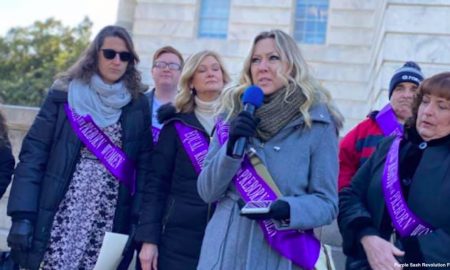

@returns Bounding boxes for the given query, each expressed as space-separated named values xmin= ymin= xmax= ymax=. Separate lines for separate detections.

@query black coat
xmin=135 ymin=108 xmax=214 ymax=270
xmin=0 ymin=140 xmax=14 ymax=198
xmin=7 ymin=81 xmax=152 ymax=269
xmin=338 ymin=128 xmax=450 ymax=269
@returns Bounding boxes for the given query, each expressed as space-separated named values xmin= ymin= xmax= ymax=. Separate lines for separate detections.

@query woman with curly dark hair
xmin=6 ymin=25 xmax=152 ymax=270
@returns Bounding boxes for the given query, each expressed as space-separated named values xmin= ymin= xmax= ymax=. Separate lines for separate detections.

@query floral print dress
xmin=41 ymin=123 xmax=121 ymax=270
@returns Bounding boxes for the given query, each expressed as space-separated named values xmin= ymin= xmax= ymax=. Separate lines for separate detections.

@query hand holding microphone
xmin=226 ymin=86 xmax=264 ymax=158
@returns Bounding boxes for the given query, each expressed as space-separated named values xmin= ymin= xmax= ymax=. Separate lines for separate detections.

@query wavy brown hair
xmin=406 ymin=72 xmax=450 ymax=129
xmin=57 ymin=25 xmax=142 ymax=98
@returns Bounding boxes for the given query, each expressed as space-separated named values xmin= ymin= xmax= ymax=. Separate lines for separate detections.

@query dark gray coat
xmin=197 ymin=103 xmax=339 ymax=270
xmin=0 ymin=140 xmax=14 ymax=198
xmin=7 ymin=80 xmax=152 ymax=269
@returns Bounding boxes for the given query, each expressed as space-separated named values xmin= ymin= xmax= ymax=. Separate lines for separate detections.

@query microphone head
xmin=242 ymin=85 xmax=264 ymax=108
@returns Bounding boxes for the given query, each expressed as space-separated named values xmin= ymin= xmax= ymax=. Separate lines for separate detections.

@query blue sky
xmin=0 ymin=0 xmax=119 ymax=37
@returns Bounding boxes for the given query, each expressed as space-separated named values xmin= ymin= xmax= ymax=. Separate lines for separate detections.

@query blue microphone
xmin=232 ymin=85 xmax=264 ymax=158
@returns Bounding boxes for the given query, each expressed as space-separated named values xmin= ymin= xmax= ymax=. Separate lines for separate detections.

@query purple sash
xmin=216 ymin=120 xmax=320 ymax=270
xmin=174 ymin=122 xmax=209 ymax=174
xmin=152 ymin=126 xmax=161 ymax=145
xmin=376 ymin=104 xmax=403 ymax=136
xmin=64 ymin=104 xmax=136 ymax=194
xmin=382 ymin=136 xmax=433 ymax=237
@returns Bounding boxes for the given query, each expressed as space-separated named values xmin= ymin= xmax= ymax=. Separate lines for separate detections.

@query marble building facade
xmin=117 ymin=0 xmax=450 ymax=133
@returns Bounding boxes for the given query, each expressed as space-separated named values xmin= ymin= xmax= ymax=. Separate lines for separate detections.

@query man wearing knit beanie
xmin=338 ymin=61 xmax=424 ymax=190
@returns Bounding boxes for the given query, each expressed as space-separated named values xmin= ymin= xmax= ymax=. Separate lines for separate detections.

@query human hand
xmin=7 ymin=219 xmax=34 ymax=251
xmin=226 ymin=111 xmax=260 ymax=156
xmin=139 ymin=243 xmax=158 ymax=270
xmin=361 ymin=235 xmax=404 ymax=270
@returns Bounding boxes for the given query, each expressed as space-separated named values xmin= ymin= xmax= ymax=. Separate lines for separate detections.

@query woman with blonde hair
xmin=135 ymin=50 xmax=230 ymax=270
xmin=197 ymin=29 xmax=343 ymax=270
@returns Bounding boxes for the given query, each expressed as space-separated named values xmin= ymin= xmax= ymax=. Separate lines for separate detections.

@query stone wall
xmin=117 ymin=0 xmax=378 ymax=132
xmin=366 ymin=0 xmax=450 ymax=110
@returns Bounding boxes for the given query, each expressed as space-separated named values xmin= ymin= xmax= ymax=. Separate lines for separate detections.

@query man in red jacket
xmin=338 ymin=61 xmax=424 ymax=190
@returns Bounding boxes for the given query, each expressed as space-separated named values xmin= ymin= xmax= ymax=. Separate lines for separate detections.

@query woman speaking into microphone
xmin=196 ymin=29 xmax=343 ymax=270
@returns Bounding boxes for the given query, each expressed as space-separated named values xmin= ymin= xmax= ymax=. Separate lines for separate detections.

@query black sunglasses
xmin=101 ymin=49 xmax=133 ymax=62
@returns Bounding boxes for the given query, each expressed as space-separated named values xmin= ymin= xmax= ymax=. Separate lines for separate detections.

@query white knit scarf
xmin=68 ymin=74 xmax=131 ymax=128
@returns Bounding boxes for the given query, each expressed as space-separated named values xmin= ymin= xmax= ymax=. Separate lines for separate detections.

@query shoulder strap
xmin=248 ymin=153 xmax=282 ymax=196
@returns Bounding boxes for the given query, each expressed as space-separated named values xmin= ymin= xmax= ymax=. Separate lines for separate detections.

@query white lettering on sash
xmin=411 ymin=224 xmax=432 ymax=235
xmin=101 ymin=144 xmax=124 ymax=169
xmin=194 ymin=149 xmax=208 ymax=166
xmin=385 ymin=156 xmax=396 ymax=190
xmin=390 ymin=191 xmax=415 ymax=230
xmin=238 ymin=170 xmax=254 ymax=186
xmin=183 ymin=130 xmax=204 ymax=152
xmin=78 ymin=119 xmax=110 ymax=152
xmin=238 ymin=170 xmax=269 ymax=201
xmin=263 ymin=219 xmax=278 ymax=237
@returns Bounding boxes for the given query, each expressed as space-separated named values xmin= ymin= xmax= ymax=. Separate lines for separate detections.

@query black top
xmin=0 ymin=141 xmax=15 ymax=198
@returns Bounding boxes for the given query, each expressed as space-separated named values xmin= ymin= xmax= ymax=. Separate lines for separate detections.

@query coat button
xmin=402 ymin=178 xmax=412 ymax=186
xmin=419 ymin=142 xmax=427 ymax=149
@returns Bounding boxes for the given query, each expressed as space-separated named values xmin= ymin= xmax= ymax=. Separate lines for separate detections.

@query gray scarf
xmin=255 ymin=86 xmax=305 ymax=142
xmin=68 ymin=74 xmax=131 ymax=128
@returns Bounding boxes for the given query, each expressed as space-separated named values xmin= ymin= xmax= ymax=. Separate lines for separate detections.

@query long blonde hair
xmin=217 ymin=29 xmax=343 ymax=129
xmin=175 ymin=50 xmax=231 ymax=113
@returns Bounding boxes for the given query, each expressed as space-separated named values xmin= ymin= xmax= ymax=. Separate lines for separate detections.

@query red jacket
xmin=338 ymin=112 xmax=384 ymax=190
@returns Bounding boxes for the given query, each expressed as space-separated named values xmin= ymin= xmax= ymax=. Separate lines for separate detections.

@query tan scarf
xmin=255 ymin=86 xmax=305 ymax=142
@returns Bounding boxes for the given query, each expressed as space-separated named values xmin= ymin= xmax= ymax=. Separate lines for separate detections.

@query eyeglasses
xmin=101 ymin=49 xmax=133 ymax=62
xmin=153 ymin=61 xmax=182 ymax=71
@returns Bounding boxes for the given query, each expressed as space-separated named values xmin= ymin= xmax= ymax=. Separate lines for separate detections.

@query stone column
xmin=116 ymin=0 xmax=137 ymax=33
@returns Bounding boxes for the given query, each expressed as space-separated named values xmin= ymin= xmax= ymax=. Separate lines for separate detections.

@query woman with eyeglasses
xmin=134 ymin=50 xmax=230 ymax=270
xmin=6 ymin=25 xmax=152 ymax=270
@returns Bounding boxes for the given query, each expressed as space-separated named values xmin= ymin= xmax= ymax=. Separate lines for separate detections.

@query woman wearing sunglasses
xmin=6 ymin=25 xmax=152 ymax=270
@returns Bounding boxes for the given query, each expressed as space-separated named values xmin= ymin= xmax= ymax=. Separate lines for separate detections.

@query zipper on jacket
xmin=162 ymin=198 xmax=175 ymax=234
xmin=65 ymin=140 xmax=82 ymax=193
